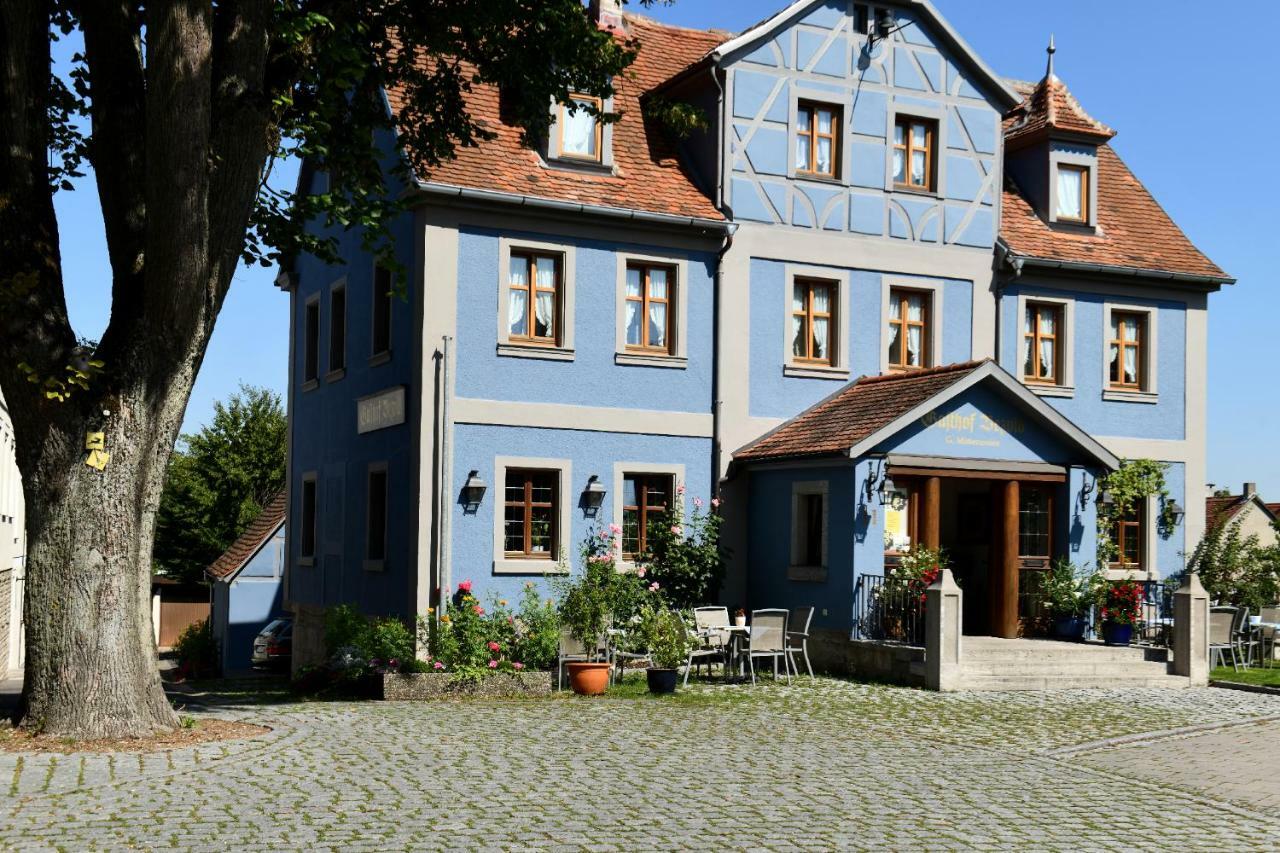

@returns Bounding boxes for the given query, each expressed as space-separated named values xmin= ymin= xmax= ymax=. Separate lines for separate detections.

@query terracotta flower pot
xmin=566 ymin=662 xmax=611 ymax=695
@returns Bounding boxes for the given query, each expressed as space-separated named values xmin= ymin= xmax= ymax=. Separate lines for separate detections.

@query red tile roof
xmin=734 ymin=361 xmax=986 ymax=463
xmin=206 ymin=492 xmax=286 ymax=581
xmin=1005 ymin=74 xmax=1114 ymax=150
xmin=1000 ymin=80 xmax=1230 ymax=282
xmin=1206 ymin=495 xmax=1246 ymax=529
xmin=386 ymin=14 xmax=726 ymax=222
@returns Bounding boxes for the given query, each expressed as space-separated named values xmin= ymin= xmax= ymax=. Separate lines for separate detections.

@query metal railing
xmin=853 ymin=572 xmax=925 ymax=646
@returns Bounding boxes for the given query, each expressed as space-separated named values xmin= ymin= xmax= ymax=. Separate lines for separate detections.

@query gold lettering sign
xmin=919 ymin=408 xmax=1025 ymax=449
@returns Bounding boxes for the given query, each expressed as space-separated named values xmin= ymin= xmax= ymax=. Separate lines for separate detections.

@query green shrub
xmin=173 ymin=617 xmax=219 ymax=678
xmin=322 ymin=604 xmax=415 ymax=673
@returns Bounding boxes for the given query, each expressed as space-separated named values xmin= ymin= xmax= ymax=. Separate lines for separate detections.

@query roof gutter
xmin=409 ymin=181 xmax=737 ymax=236
xmin=997 ymin=239 xmax=1234 ymax=288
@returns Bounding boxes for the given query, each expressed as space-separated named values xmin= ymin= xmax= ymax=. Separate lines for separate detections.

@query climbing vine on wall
xmin=1096 ymin=459 xmax=1178 ymax=569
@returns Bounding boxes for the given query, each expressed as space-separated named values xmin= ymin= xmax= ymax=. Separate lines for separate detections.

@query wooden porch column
xmin=922 ymin=476 xmax=941 ymax=550
xmin=996 ymin=479 xmax=1020 ymax=639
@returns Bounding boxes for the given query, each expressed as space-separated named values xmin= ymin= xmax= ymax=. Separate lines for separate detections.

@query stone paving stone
xmin=0 ymin=681 xmax=1279 ymax=849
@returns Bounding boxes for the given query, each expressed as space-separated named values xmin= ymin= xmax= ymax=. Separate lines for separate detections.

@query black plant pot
xmin=646 ymin=667 xmax=678 ymax=694
xmin=1053 ymin=616 xmax=1087 ymax=642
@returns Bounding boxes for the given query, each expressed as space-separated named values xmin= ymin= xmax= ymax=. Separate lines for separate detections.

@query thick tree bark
xmin=0 ymin=0 xmax=274 ymax=738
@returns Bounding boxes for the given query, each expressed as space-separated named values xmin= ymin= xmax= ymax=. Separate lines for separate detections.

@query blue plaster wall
xmin=748 ymin=258 xmax=972 ymax=419
xmin=287 ymin=128 xmax=419 ymax=620
xmin=998 ymin=284 xmax=1186 ymax=441
xmin=723 ymin=4 xmax=1003 ymax=247
xmin=450 ymin=424 xmax=713 ymax=604
xmin=745 ymin=464 xmax=860 ymax=632
xmin=218 ymin=525 xmax=285 ymax=671
xmin=454 ymin=228 xmax=716 ymax=414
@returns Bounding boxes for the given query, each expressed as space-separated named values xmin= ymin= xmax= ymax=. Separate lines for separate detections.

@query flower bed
xmin=377 ymin=670 xmax=554 ymax=700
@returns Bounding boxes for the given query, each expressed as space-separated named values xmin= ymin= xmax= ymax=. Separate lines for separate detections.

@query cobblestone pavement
xmin=3 ymin=679 xmax=1280 ymax=850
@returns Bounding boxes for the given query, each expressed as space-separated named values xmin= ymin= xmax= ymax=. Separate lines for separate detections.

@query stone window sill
xmin=784 ymin=364 xmax=850 ymax=381
xmin=615 ymin=352 xmax=687 ymax=370
xmin=363 ymin=559 xmax=385 ymax=573
xmin=325 ymin=367 xmax=346 ymax=383
xmin=297 ymin=556 xmax=315 ymax=567
xmin=493 ymin=559 xmax=570 ymax=576
xmin=497 ymin=343 xmax=575 ymax=362
xmin=301 ymin=379 xmax=319 ymax=393
xmin=368 ymin=351 xmax=392 ymax=367
xmin=1102 ymin=389 xmax=1158 ymax=405
xmin=787 ymin=565 xmax=828 ymax=583
xmin=1027 ymin=382 xmax=1074 ymax=399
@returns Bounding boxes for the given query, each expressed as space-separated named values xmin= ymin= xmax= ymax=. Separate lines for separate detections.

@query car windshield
xmin=260 ymin=619 xmax=288 ymax=637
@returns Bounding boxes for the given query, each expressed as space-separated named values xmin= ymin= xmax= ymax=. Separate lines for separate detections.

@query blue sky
xmin=54 ymin=0 xmax=1276 ymax=496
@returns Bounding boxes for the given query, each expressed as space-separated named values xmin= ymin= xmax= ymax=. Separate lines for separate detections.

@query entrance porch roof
xmin=731 ymin=359 xmax=1120 ymax=471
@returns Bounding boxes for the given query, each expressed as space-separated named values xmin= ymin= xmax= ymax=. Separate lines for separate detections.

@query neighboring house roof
xmin=1004 ymin=73 xmax=1114 ymax=149
xmin=1267 ymin=503 xmax=1280 ymax=519
xmin=206 ymin=492 xmax=287 ymax=582
xmin=1000 ymin=80 xmax=1231 ymax=284
xmin=1206 ymin=494 xmax=1278 ymax=530
xmin=732 ymin=360 xmax=1119 ymax=469
xmin=388 ymin=14 xmax=726 ymax=224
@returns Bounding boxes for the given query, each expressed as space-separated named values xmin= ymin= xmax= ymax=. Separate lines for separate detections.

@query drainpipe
xmin=435 ymin=335 xmax=454 ymax=605
xmin=709 ymin=58 xmax=729 ymax=492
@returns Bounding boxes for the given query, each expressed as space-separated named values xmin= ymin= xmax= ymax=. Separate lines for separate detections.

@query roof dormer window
xmin=555 ymin=95 xmax=603 ymax=163
xmin=1055 ymin=164 xmax=1089 ymax=223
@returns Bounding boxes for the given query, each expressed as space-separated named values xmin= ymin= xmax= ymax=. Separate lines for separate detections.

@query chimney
xmin=1244 ymin=482 xmax=1258 ymax=498
xmin=589 ymin=0 xmax=625 ymax=31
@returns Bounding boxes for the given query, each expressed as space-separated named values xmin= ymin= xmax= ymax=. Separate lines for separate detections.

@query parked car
xmin=251 ymin=618 xmax=293 ymax=668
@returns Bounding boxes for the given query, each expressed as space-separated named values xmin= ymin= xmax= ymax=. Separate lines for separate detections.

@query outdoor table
xmin=1249 ymin=617 xmax=1280 ymax=667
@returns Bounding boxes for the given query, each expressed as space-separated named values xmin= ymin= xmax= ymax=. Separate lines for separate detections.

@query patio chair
xmin=607 ymin=622 xmax=650 ymax=684
xmin=1259 ymin=607 xmax=1280 ymax=668
xmin=1234 ymin=605 xmax=1259 ymax=668
xmin=786 ymin=606 xmax=815 ymax=678
xmin=1209 ymin=607 xmax=1238 ymax=671
xmin=682 ymin=611 xmax=729 ymax=687
xmin=557 ymin=628 xmax=591 ymax=690
xmin=744 ymin=609 xmax=791 ymax=685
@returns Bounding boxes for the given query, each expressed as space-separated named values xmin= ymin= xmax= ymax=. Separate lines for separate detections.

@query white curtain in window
xmin=1056 ymin=167 xmax=1083 ymax=219
xmin=625 ymin=268 xmax=642 ymax=346
xmin=534 ymin=257 xmax=556 ymax=338
xmin=1038 ymin=306 xmax=1056 ymax=378
xmin=887 ymin=296 xmax=900 ymax=360
xmin=1122 ymin=316 xmax=1139 ymax=384
xmin=812 ymin=285 xmax=830 ymax=314
xmin=508 ymin=258 xmax=528 ymax=336
xmin=561 ymin=101 xmax=597 ymax=158
xmin=812 ymin=317 xmax=829 ymax=360
xmin=792 ymin=315 xmax=805 ymax=357
xmin=906 ymin=294 xmax=924 ymax=366
xmin=648 ymin=302 xmax=666 ymax=348
xmin=795 ymin=110 xmax=811 ymax=170
xmin=649 ymin=268 xmax=667 ymax=299
xmin=816 ymin=110 xmax=833 ymax=173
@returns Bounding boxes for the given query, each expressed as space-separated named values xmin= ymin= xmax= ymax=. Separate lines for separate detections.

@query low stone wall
xmin=380 ymin=671 xmax=555 ymax=700
xmin=806 ymin=628 xmax=926 ymax=688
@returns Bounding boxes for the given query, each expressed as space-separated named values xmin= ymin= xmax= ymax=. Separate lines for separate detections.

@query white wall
xmin=0 ymin=392 xmax=26 ymax=674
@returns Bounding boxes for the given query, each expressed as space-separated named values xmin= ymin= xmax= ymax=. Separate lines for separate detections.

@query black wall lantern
xmin=863 ymin=457 xmax=895 ymax=505
xmin=583 ymin=475 xmax=607 ymax=515
xmin=1168 ymin=500 xmax=1185 ymax=526
xmin=462 ymin=470 xmax=487 ymax=509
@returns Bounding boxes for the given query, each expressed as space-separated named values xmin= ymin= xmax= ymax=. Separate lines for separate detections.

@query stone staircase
xmin=956 ymin=637 xmax=1190 ymax=691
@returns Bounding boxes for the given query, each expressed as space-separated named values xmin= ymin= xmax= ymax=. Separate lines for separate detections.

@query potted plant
xmin=637 ymin=598 xmax=693 ymax=694
xmin=1094 ymin=575 xmax=1142 ymax=646
xmin=555 ymin=527 xmax=638 ymax=695
xmin=1043 ymin=558 xmax=1089 ymax=641
xmin=733 ymin=607 xmax=746 ymax=628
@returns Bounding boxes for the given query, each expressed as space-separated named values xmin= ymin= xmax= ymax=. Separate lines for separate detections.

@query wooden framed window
xmin=1109 ymin=311 xmax=1146 ymax=390
xmin=887 ymin=288 xmax=930 ymax=370
xmin=892 ymin=116 xmax=936 ymax=192
xmin=791 ymin=278 xmax=836 ymax=365
xmin=507 ymin=251 xmax=561 ymax=346
xmin=795 ymin=101 xmax=841 ymax=179
xmin=621 ymin=473 xmax=672 ymax=560
xmin=503 ymin=469 xmax=559 ymax=559
xmin=1023 ymin=302 xmax=1062 ymax=385
xmin=365 ymin=465 xmax=388 ymax=565
xmin=1111 ymin=505 xmax=1144 ymax=571
xmin=300 ymin=475 xmax=317 ymax=562
xmin=1018 ymin=486 xmax=1053 ymax=558
xmin=556 ymin=95 xmax=603 ymax=162
xmin=1055 ymin=164 xmax=1089 ymax=223
xmin=303 ymin=297 xmax=320 ymax=385
xmin=328 ymin=284 xmax=346 ymax=376
xmin=372 ymin=263 xmax=392 ymax=359
xmin=625 ymin=264 xmax=674 ymax=353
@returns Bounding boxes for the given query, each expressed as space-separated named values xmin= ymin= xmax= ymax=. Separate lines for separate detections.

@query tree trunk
xmin=19 ymin=386 xmax=185 ymax=738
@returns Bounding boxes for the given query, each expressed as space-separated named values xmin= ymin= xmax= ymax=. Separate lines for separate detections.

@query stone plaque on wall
xmin=357 ymin=386 xmax=406 ymax=434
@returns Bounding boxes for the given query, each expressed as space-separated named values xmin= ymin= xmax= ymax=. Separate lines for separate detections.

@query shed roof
xmin=206 ymin=492 xmax=287 ymax=582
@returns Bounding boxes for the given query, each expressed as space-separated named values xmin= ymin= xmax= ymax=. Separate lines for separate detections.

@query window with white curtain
xmin=795 ymin=101 xmax=840 ymax=178
xmin=893 ymin=116 xmax=935 ymax=192
xmin=508 ymin=251 xmax=560 ymax=345
xmin=557 ymin=95 xmax=602 ymax=162
xmin=1109 ymin=310 xmax=1145 ymax=390
xmin=1023 ymin=302 xmax=1062 ymax=385
xmin=791 ymin=277 xmax=836 ymax=365
xmin=887 ymin=288 xmax=929 ymax=370
xmin=625 ymin=263 xmax=674 ymax=353
xmin=1055 ymin=164 xmax=1088 ymax=222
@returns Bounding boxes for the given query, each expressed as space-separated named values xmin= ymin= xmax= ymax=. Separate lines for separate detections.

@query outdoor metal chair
xmin=786 ymin=606 xmax=814 ymax=678
xmin=1259 ymin=607 xmax=1280 ymax=668
xmin=1233 ymin=606 xmax=1259 ymax=668
xmin=1209 ymin=606 xmax=1239 ymax=671
xmin=607 ymin=622 xmax=650 ymax=684
xmin=744 ymin=609 xmax=791 ymax=685
xmin=557 ymin=628 xmax=591 ymax=690
xmin=682 ymin=611 xmax=729 ymax=687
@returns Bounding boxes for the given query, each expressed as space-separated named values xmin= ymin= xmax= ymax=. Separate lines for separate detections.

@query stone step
xmin=960 ymin=673 xmax=1192 ymax=691
xmin=960 ymin=660 xmax=1172 ymax=677
xmin=963 ymin=643 xmax=1165 ymax=664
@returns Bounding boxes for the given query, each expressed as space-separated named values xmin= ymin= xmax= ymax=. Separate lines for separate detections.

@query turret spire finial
xmin=1046 ymin=34 xmax=1056 ymax=79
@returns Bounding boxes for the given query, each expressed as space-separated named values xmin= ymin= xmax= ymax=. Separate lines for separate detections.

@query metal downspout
xmin=436 ymin=335 xmax=453 ymax=604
